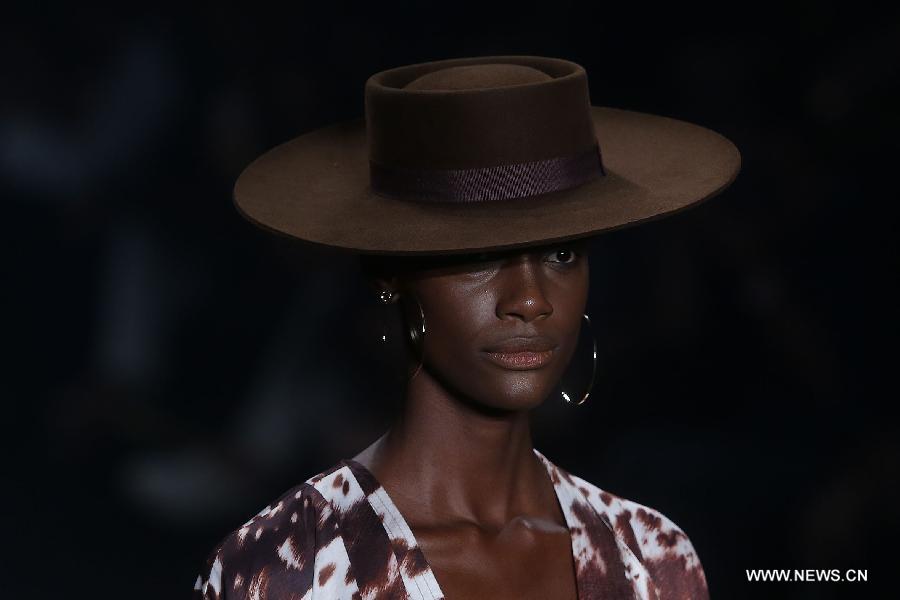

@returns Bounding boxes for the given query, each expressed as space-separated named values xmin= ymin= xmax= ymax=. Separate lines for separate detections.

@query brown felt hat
xmin=233 ymin=55 xmax=741 ymax=256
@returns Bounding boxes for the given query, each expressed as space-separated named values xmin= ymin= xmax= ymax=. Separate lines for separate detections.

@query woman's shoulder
xmin=542 ymin=453 xmax=710 ymax=600
xmin=192 ymin=461 xmax=350 ymax=600
xmin=567 ymin=466 xmax=703 ymax=558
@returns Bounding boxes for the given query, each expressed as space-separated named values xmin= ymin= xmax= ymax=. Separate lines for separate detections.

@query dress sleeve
xmin=191 ymin=485 xmax=319 ymax=600
xmin=192 ymin=542 xmax=227 ymax=600
xmin=638 ymin=512 xmax=710 ymax=600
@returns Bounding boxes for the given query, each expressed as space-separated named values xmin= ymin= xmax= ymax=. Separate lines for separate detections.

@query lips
xmin=481 ymin=335 xmax=559 ymax=370
xmin=483 ymin=349 xmax=555 ymax=370
xmin=483 ymin=335 xmax=558 ymax=353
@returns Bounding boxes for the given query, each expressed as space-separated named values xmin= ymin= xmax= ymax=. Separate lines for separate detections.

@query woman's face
xmin=394 ymin=239 xmax=590 ymax=413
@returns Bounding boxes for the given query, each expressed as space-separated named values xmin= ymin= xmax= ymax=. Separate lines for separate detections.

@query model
xmin=193 ymin=55 xmax=740 ymax=600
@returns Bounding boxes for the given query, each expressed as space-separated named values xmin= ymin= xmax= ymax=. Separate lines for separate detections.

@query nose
xmin=495 ymin=255 xmax=553 ymax=323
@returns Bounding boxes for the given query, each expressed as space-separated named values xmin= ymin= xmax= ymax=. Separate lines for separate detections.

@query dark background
xmin=5 ymin=2 xmax=898 ymax=598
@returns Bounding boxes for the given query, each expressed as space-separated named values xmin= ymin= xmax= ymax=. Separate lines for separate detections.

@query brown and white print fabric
xmin=193 ymin=448 xmax=709 ymax=599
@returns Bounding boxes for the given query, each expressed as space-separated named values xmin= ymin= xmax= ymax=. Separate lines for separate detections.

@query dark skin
xmin=353 ymin=238 xmax=590 ymax=600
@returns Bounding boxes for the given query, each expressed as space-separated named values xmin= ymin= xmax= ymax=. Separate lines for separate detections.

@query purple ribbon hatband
xmin=370 ymin=143 xmax=606 ymax=203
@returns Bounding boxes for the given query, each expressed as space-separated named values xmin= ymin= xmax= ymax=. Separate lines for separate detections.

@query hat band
xmin=370 ymin=143 xmax=606 ymax=203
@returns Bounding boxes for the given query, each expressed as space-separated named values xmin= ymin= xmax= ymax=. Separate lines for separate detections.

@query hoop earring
xmin=559 ymin=313 xmax=597 ymax=406
xmin=401 ymin=292 xmax=426 ymax=380
xmin=378 ymin=289 xmax=398 ymax=344
xmin=378 ymin=289 xmax=426 ymax=381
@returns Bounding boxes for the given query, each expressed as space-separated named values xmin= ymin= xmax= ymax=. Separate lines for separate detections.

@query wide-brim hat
xmin=233 ymin=55 xmax=741 ymax=256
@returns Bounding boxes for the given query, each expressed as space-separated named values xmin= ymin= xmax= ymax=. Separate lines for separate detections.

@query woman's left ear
xmin=377 ymin=279 xmax=401 ymax=304
xmin=371 ymin=275 xmax=394 ymax=292
xmin=366 ymin=274 xmax=399 ymax=305
xmin=359 ymin=256 xmax=400 ymax=298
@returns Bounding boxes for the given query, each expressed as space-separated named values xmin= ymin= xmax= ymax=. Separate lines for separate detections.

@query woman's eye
xmin=546 ymin=248 xmax=578 ymax=264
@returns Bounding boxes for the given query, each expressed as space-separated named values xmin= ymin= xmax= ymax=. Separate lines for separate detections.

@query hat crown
xmin=403 ymin=64 xmax=552 ymax=91
xmin=365 ymin=56 xmax=598 ymax=172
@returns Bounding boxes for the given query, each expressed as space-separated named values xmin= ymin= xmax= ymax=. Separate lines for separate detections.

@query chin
xmin=428 ymin=359 xmax=559 ymax=413
xmin=475 ymin=378 xmax=556 ymax=413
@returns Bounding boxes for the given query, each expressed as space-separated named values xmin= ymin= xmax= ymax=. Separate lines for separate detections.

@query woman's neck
xmin=352 ymin=366 xmax=556 ymax=530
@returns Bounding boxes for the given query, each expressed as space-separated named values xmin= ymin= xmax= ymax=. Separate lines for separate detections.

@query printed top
xmin=193 ymin=448 xmax=709 ymax=599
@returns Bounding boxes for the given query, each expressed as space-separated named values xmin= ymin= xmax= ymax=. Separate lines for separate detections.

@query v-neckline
xmin=340 ymin=447 xmax=586 ymax=600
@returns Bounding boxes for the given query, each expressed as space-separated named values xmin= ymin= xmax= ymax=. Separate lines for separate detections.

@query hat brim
xmin=233 ymin=106 xmax=741 ymax=256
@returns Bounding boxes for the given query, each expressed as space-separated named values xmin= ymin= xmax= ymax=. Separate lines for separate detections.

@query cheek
xmin=422 ymin=294 xmax=490 ymax=362
xmin=560 ymin=268 xmax=589 ymax=324
xmin=545 ymin=275 xmax=589 ymax=369
xmin=414 ymin=286 xmax=500 ymax=393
